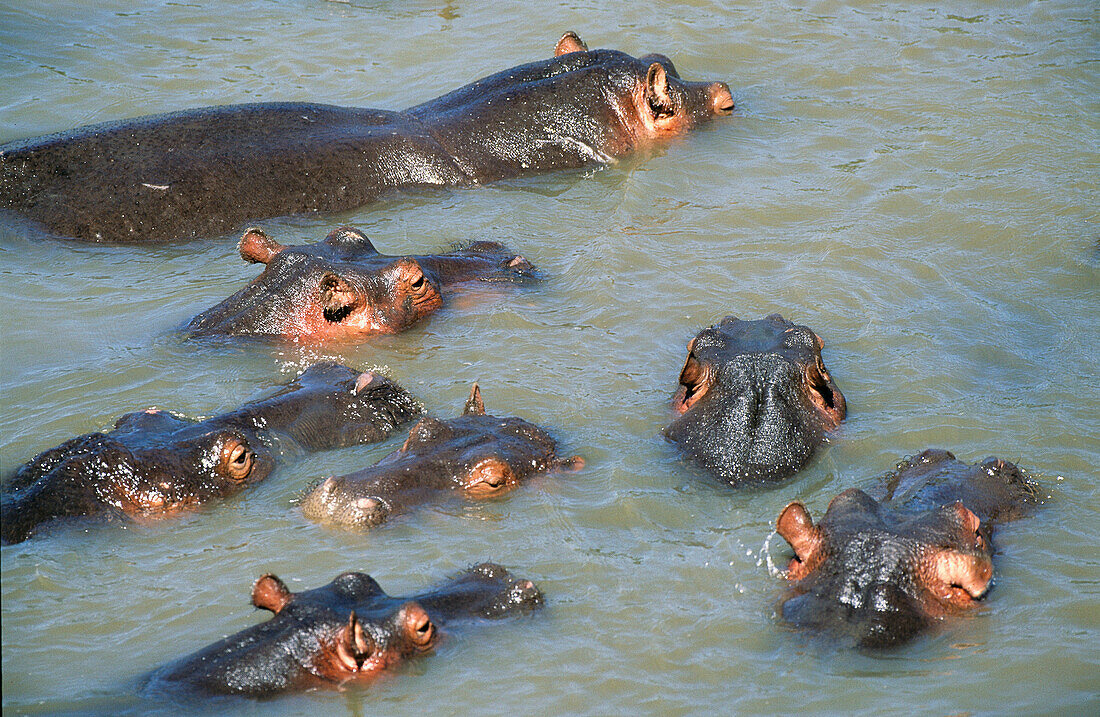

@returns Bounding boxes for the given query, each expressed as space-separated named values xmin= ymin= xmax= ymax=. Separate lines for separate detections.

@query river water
xmin=1 ymin=1 xmax=1097 ymax=714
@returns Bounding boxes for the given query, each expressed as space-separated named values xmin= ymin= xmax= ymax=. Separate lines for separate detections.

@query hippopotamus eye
xmin=221 ymin=438 xmax=255 ymax=481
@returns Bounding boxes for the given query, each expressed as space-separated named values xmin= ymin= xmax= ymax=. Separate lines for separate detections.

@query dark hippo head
xmin=546 ymin=32 xmax=735 ymax=140
xmin=147 ymin=563 xmax=542 ymax=697
xmin=0 ymin=412 xmax=274 ymax=544
xmin=409 ymin=32 xmax=734 ymax=174
xmin=664 ymin=314 xmax=846 ymax=486
xmin=776 ymin=491 xmax=993 ymax=648
xmin=774 ymin=451 xmax=1038 ymax=648
xmin=300 ymin=384 xmax=583 ymax=529
xmin=187 ymin=227 xmax=538 ymax=343
xmin=0 ymin=363 xmax=421 ymax=543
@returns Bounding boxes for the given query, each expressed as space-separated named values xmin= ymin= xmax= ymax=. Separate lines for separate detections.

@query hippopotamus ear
xmin=776 ymin=502 xmax=823 ymax=566
xmin=554 ymin=31 xmax=587 ymax=56
xmin=463 ymin=383 xmax=486 ymax=416
xmin=645 ymin=63 xmax=675 ymax=117
xmin=238 ymin=227 xmax=285 ymax=264
xmin=334 ymin=611 xmax=376 ymax=672
xmin=252 ymin=574 xmax=292 ymax=614
xmin=318 ymin=274 xmax=361 ymax=323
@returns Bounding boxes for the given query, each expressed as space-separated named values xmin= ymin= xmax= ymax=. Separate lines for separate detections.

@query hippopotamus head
xmin=774 ymin=451 xmax=1038 ymax=647
xmin=548 ymin=32 xmax=735 ymax=138
xmin=664 ymin=314 xmax=846 ymax=486
xmin=407 ymin=32 xmax=734 ymax=173
xmin=300 ymin=384 xmax=583 ymax=529
xmin=188 ymin=227 xmax=538 ymax=343
xmin=777 ymin=491 xmax=992 ymax=648
xmin=0 ymin=363 xmax=421 ymax=544
xmin=148 ymin=563 xmax=542 ymax=697
xmin=0 ymin=412 xmax=274 ymax=544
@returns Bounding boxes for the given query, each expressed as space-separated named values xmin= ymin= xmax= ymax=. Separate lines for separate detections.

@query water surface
xmin=1 ymin=1 xmax=1097 ymax=715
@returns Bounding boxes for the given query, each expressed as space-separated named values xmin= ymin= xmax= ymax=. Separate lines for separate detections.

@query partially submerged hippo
xmin=188 ymin=226 xmax=536 ymax=342
xmin=775 ymin=449 xmax=1038 ymax=648
xmin=0 ymin=363 xmax=421 ymax=543
xmin=0 ymin=32 xmax=733 ymax=243
xmin=664 ymin=314 xmax=846 ymax=486
xmin=147 ymin=563 xmax=542 ymax=698
xmin=301 ymin=384 xmax=583 ymax=529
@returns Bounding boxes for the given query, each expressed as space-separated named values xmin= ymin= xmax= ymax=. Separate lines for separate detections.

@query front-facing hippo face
xmin=1 ymin=412 xmax=274 ymax=544
xmin=776 ymin=489 xmax=993 ymax=648
xmin=188 ymin=227 xmax=537 ymax=343
xmin=664 ymin=314 xmax=846 ymax=486
xmin=300 ymin=384 xmax=583 ymax=529
xmin=148 ymin=563 xmax=542 ymax=698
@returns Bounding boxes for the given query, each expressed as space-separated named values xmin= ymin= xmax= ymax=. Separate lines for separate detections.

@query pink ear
xmin=239 ymin=228 xmax=284 ymax=264
xmin=251 ymin=574 xmax=292 ymax=613
xmin=776 ymin=502 xmax=820 ymax=562
xmin=554 ymin=31 xmax=587 ymax=56
xmin=463 ymin=383 xmax=486 ymax=416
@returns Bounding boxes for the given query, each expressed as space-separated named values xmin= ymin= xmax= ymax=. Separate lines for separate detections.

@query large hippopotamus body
xmin=188 ymin=226 xmax=537 ymax=342
xmin=775 ymin=449 xmax=1039 ymax=647
xmin=0 ymin=32 xmax=733 ymax=243
xmin=0 ymin=363 xmax=421 ymax=543
xmin=147 ymin=563 xmax=542 ymax=698
xmin=301 ymin=384 xmax=583 ymax=529
xmin=665 ymin=314 xmax=846 ymax=486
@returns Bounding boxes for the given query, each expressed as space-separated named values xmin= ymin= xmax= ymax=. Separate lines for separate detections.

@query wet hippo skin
xmin=300 ymin=384 xmax=583 ymax=529
xmin=188 ymin=226 xmax=537 ymax=343
xmin=0 ymin=363 xmax=421 ymax=543
xmin=775 ymin=449 xmax=1039 ymax=648
xmin=664 ymin=314 xmax=846 ymax=486
xmin=0 ymin=32 xmax=734 ymax=243
xmin=146 ymin=563 xmax=542 ymax=698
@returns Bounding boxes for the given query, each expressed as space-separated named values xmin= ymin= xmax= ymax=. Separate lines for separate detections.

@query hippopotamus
xmin=664 ymin=314 xmax=846 ymax=486
xmin=146 ymin=563 xmax=542 ymax=698
xmin=0 ymin=363 xmax=421 ymax=543
xmin=300 ymin=384 xmax=583 ymax=529
xmin=0 ymin=32 xmax=733 ymax=243
xmin=775 ymin=449 xmax=1039 ymax=647
xmin=187 ymin=226 xmax=537 ymax=342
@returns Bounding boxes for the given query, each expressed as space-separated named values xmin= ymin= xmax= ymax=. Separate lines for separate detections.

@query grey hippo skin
xmin=775 ymin=449 xmax=1039 ymax=648
xmin=301 ymin=384 xmax=583 ymax=529
xmin=187 ymin=226 xmax=537 ymax=343
xmin=145 ymin=563 xmax=542 ymax=698
xmin=0 ymin=363 xmax=421 ymax=543
xmin=0 ymin=32 xmax=733 ymax=243
xmin=664 ymin=314 xmax=846 ymax=486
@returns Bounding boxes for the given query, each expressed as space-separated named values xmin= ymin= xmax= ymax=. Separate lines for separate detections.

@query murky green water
xmin=1 ymin=1 xmax=1097 ymax=714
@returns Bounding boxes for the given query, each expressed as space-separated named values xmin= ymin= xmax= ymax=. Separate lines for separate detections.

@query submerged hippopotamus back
xmin=147 ymin=563 xmax=542 ymax=698
xmin=664 ymin=314 xmax=846 ymax=486
xmin=0 ymin=32 xmax=733 ymax=242
xmin=0 ymin=363 xmax=421 ymax=543
xmin=775 ymin=449 xmax=1039 ymax=647
xmin=301 ymin=383 xmax=583 ymax=529
xmin=188 ymin=226 xmax=537 ymax=342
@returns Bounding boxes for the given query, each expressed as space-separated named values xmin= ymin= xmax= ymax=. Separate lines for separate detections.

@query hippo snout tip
xmin=709 ymin=82 xmax=734 ymax=115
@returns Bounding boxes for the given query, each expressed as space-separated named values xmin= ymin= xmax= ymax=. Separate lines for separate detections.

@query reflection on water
xmin=2 ymin=1 xmax=1098 ymax=715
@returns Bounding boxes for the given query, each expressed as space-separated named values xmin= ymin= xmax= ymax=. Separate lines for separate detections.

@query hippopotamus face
xmin=411 ymin=32 xmax=735 ymax=169
xmin=300 ymin=384 xmax=583 ymax=529
xmin=0 ymin=362 xmax=421 ymax=543
xmin=664 ymin=314 xmax=846 ymax=486
xmin=148 ymin=563 xmax=542 ymax=697
xmin=775 ymin=451 xmax=1037 ymax=647
xmin=188 ymin=227 xmax=537 ymax=342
